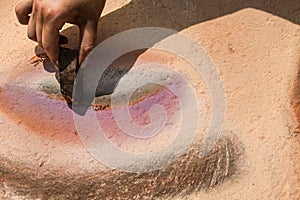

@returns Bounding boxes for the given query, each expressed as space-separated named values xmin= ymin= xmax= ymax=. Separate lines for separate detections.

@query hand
xmin=15 ymin=0 xmax=106 ymax=66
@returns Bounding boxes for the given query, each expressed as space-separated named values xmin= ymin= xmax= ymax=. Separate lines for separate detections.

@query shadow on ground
xmin=61 ymin=0 xmax=300 ymax=96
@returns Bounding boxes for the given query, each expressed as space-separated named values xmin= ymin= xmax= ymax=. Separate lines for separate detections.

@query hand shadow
xmin=60 ymin=0 xmax=299 ymax=100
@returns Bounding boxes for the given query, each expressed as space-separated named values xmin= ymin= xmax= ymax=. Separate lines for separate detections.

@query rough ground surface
xmin=0 ymin=0 xmax=300 ymax=199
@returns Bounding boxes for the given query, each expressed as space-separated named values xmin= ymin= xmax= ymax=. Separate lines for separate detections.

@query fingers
xmin=18 ymin=0 xmax=102 ymax=67
xmin=42 ymin=22 xmax=61 ymax=69
xmin=27 ymin=10 xmax=37 ymax=41
xmin=27 ymin=0 xmax=43 ymax=45
xmin=36 ymin=13 xmax=43 ymax=46
xmin=15 ymin=0 xmax=33 ymax=25
xmin=79 ymin=20 xmax=98 ymax=64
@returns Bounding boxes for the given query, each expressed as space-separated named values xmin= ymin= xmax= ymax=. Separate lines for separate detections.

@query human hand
xmin=15 ymin=0 xmax=106 ymax=66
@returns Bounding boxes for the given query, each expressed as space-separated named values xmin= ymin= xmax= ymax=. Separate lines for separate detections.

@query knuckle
xmin=34 ymin=0 xmax=44 ymax=9
xmin=15 ymin=4 xmax=23 ymax=16
xmin=15 ymin=4 xmax=28 ymax=24
xmin=44 ymin=8 xmax=56 ymax=20
xmin=42 ymin=43 xmax=51 ymax=51
xmin=82 ymin=44 xmax=95 ymax=54
xmin=33 ymin=0 xmax=42 ymax=10
xmin=35 ymin=0 xmax=59 ymax=20
xmin=43 ymin=7 xmax=60 ymax=21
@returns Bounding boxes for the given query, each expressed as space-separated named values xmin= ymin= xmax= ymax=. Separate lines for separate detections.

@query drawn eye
xmin=0 ymin=50 xmax=242 ymax=199
xmin=2 ymin=0 xmax=299 ymax=197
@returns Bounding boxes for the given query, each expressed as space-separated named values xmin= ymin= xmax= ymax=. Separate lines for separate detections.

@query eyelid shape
xmin=0 ymin=50 xmax=243 ymax=199
xmin=0 ymin=73 xmax=180 ymax=152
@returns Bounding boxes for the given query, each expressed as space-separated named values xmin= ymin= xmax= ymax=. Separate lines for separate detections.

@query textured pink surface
xmin=0 ymin=78 xmax=180 ymax=147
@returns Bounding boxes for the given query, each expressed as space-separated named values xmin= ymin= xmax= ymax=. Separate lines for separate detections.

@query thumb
xmin=79 ymin=21 xmax=98 ymax=65
xmin=15 ymin=0 xmax=33 ymax=25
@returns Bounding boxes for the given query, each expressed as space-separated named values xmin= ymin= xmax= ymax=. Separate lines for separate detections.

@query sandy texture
xmin=0 ymin=0 xmax=299 ymax=199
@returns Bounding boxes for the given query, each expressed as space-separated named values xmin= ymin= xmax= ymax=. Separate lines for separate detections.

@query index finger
xmin=42 ymin=22 xmax=61 ymax=69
